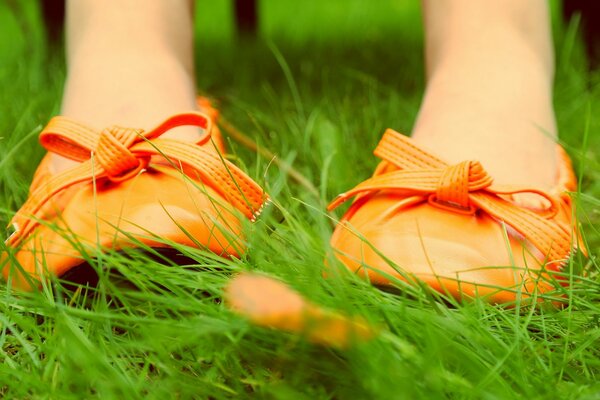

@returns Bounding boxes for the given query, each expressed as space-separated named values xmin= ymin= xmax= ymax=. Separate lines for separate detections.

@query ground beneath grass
xmin=0 ymin=1 xmax=599 ymax=399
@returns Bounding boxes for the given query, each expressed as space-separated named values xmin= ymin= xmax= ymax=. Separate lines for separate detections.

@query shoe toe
xmin=7 ymin=166 xmax=244 ymax=288
xmin=331 ymin=195 xmax=549 ymax=302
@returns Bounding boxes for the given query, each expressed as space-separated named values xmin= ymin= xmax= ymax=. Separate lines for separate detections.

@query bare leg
xmin=54 ymin=0 xmax=199 ymax=172
xmin=413 ymin=0 xmax=557 ymax=189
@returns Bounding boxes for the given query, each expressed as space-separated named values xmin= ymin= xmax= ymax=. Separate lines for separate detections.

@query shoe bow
xmin=7 ymin=112 xmax=268 ymax=247
xmin=328 ymin=129 xmax=574 ymax=269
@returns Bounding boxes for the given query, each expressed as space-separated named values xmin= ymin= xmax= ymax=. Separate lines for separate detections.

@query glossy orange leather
xmin=3 ymin=103 xmax=268 ymax=290
xmin=329 ymin=129 xmax=582 ymax=303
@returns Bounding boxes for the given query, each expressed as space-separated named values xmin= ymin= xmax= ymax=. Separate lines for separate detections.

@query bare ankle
xmin=413 ymin=0 xmax=558 ymax=189
xmin=49 ymin=0 xmax=199 ymax=174
xmin=66 ymin=0 xmax=195 ymax=72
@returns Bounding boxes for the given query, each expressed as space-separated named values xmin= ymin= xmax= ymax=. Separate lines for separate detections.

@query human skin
xmin=53 ymin=0 xmax=200 ymax=173
xmin=413 ymin=0 xmax=557 ymax=189
xmin=56 ymin=0 xmax=557 ymax=191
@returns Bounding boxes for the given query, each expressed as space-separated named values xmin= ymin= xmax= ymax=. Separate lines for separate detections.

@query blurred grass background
xmin=0 ymin=1 xmax=599 ymax=398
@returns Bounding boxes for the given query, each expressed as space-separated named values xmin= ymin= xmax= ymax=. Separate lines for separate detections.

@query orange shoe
xmin=329 ymin=129 xmax=583 ymax=304
xmin=2 ymin=103 xmax=268 ymax=290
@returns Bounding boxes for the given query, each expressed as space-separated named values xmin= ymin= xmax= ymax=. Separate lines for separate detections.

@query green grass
xmin=1 ymin=1 xmax=599 ymax=398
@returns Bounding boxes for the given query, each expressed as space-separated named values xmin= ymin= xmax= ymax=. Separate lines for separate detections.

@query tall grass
xmin=0 ymin=1 xmax=598 ymax=398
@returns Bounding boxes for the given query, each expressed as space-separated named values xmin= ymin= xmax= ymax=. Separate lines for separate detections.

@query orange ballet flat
xmin=2 ymin=105 xmax=268 ymax=290
xmin=329 ymin=129 xmax=583 ymax=304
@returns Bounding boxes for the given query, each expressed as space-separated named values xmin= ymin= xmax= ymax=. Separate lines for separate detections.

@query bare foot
xmin=51 ymin=0 xmax=200 ymax=173
xmin=412 ymin=0 xmax=557 ymax=190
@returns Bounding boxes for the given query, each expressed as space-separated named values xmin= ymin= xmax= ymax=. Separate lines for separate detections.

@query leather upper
xmin=329 ymin=129 xmax=581 ymax=303
xmin=3 ymin=110 xmax=269 ymax=289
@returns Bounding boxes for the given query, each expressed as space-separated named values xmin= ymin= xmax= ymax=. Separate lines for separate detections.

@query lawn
xmin=0 ymin=1 xmax=599 ymax=399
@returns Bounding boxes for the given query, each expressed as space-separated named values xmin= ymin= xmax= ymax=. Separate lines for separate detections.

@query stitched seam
xmin=377 ymin=140 xmax=441 ymax=169
xmin=378 ymin=132 xmax=445 ymax=168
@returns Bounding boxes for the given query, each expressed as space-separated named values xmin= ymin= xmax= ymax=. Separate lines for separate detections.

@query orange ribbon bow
xmin=7 ymin=112 xmax=268 ymax=247
xmin=328 ymin=129 xmax=573 ymax=268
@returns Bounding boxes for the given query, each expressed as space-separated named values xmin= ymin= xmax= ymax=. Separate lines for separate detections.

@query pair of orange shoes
xmin=1 ymin=103 xmax=583 ymax=310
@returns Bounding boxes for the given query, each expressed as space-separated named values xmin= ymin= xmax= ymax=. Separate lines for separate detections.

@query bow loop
xmin=39 ymin=118 xmax=100 ymax=162
xmin=328 ymin=129 xmax=572 ymax=267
